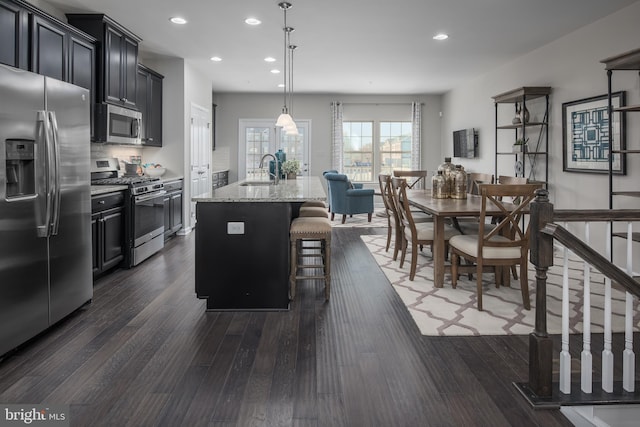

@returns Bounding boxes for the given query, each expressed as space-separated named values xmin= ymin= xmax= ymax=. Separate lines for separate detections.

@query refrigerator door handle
xmin=36 ymin=110 xmax=53 ymax=238
xmin=48 ymin=111 xmax=61 ymax=236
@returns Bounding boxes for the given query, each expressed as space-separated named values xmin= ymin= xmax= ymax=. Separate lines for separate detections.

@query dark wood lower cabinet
xmin=92 ymin=191 xmax=125 ymax=277
xmin=163 ymin=179 xmax=183 ymax=240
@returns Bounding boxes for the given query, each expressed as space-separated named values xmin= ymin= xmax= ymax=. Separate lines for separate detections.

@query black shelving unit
xmin=493 ymin=87 xmax=551 ymax=186
xmin=602 ymin=48 xmax=640 ymax=210
xmin=601 ymin=48 xmax=640 ymax=256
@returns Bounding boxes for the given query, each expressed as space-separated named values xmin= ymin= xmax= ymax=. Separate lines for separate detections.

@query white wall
xmin=139 ymin=57 xmax=185 ymax=176
xmin=212 ymin=93 xmax=442 ymax=184
xmin=140 ymin=57 xmax=213 ymax=231
xmin=442 ymin=2 xmax=640 ymax=210
xmin=442 ymin=1 xmax=640 ymax=261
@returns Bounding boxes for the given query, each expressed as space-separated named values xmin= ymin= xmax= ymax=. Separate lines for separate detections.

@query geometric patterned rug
xmin=329 ymin=212 xmax=388 ymax=228
xmin=361 ymin=234 xmax=639 ymax=336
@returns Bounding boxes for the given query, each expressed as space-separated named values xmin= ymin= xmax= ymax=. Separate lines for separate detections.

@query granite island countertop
xmin=192 ymin=176 xmax=326 ymax=203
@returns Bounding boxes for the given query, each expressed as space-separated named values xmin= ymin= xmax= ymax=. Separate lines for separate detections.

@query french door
xmin=238 ymin=119 xmax=311 ymax=180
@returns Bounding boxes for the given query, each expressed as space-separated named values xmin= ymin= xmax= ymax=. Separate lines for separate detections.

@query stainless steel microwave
xmin=96 ymin=103 xmax=142 ymax=144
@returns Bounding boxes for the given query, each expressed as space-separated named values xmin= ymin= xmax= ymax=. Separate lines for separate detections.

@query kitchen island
xmin=192 ymin=176 xmax=326 ymax=310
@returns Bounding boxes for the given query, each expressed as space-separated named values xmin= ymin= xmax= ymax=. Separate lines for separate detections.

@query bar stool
xmin=289 ymin=217 xmax=332 ymax=300
xmin=301 ymin=200 xmax=326 ymax=209
xmin=298 ymin=206 xmax=329 ymax=218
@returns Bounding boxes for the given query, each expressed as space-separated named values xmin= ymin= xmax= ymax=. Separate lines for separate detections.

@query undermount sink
xmin=240 ymin=181 xmax=275 ymax=186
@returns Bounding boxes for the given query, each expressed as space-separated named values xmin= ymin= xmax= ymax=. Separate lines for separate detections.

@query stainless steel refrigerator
xmin=0 ymin=64 xmax=92 ymax=357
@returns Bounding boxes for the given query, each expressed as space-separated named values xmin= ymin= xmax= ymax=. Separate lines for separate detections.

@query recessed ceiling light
xmin=210 ymin=56 xmax=222 ymax=62
xmin=170 ymin=17 xmax=187 ymax=25
xmin=433 ymin=33 xmax=449 ymax=41
xmin=245 ymin=17 xmax=261 ymax=25
xmin=277 ymin=83 xmax=285 ymax=88
xmin=271 ymin=69 xmax=280 ymax=74
xmin=264 ymin=57 xmax=276 ymax=63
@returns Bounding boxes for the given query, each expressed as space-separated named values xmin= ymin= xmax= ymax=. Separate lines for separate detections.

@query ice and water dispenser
xmin=5 ymin=139 xmax=35 ymax=199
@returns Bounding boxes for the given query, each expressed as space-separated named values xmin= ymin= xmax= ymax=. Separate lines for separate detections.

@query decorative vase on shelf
xmin=512 ymin=137 xmax=529 ymax=153
xmin=514 ymin=103 xmax=530 ymax=124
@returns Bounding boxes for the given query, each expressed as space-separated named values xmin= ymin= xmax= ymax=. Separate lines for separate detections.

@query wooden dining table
xmin=406 ymin=189 xmax=513 ymax=288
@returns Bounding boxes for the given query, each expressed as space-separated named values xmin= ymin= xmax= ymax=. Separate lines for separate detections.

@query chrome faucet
xmin=259 ymin=153 xmax=279 ymax=184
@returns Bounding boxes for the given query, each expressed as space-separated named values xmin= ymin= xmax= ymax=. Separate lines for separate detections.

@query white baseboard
xmin=177 ymin=226 xmax=192 ymax=236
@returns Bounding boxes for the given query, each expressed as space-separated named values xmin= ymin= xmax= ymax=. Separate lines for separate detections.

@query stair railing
xmin=517 ymin=188 xmax=640 ymax=407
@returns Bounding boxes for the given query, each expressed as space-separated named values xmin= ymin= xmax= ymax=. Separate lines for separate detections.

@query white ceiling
xmin=45 ymin=0 xmax=638 ymax=94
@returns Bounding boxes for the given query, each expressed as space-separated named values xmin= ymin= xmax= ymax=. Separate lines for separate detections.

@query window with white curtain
xmin=342 ymin=120 xmax=413 ymax=182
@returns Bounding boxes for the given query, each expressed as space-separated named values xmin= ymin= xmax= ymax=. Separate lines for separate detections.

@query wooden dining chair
xmin=454 ymin=172 xmax=495 ymax=231
xmin=378 ymin=173 xmax=402 ymax=260
xmin=495 ymin=175 xmax=530 ymax=280
xmin=391 ymin=177 xmax=459 ymax=281
xmin=448 ymin=183 xmax=541 ymax=311
xmin=467 ymin=172 xmax=495 ymax=195
xmin=497 ymin=175 xmax=527 ymax=184
xmin=393 ymin=170 xmax=428 ymax=190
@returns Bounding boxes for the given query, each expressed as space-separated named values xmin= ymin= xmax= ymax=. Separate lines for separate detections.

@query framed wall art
xmin=562 ymin=91 xmax=626 ymax=174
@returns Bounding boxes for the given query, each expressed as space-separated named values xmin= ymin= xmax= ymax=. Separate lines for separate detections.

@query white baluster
xmin=581 ymin=222 xmax=592 ymax=394
xmin=560 ymin=223 xmax=571 ymax=394
xmin=624 ymin=222 xmax=635 ymax=392
xmin=602 ymin=222 xmax=613 ymax=392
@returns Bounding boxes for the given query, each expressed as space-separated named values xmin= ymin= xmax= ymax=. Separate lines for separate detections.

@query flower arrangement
xmin=281 ymin=160 xmax=300 ymax=176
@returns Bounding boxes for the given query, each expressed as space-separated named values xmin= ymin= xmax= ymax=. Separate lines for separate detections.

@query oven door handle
xmin=135 ymin=190 xmax=166 ymax=203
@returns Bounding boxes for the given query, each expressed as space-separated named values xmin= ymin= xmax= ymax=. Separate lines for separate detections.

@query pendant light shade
xmin=276 ymin=2 xmax=294 ymax=127
xmin=276 ymin=112 xmax=294 ymax=127
xmin=284 ymin=121 xmax=298 ymax=135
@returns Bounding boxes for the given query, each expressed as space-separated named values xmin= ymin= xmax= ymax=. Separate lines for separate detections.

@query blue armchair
xmin=322 ymin=170 xmax=338 ymax=212
xmin=324 ymin=173 xmax=374 ymax=223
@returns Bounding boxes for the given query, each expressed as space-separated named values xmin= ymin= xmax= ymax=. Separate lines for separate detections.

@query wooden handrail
xmin=552 ymin=209 xmax=640 ymax=222
xmin=541 ymin=223 xmax=640 ymax=298
xmin=520 ymin=188 xmax=640 ymax=406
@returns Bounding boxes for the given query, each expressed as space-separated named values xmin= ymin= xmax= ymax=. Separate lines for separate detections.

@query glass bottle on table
xmin=451 ymin=165 xmax=467 ymax=199
xmin=432 ymin=170 xmax=448 ymax=199
xmin=437 ymin=157 xmax=455 ymax=197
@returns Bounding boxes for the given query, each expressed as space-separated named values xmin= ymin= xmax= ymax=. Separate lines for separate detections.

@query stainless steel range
xmin=91 ymin=158 xmax=165 ymax=267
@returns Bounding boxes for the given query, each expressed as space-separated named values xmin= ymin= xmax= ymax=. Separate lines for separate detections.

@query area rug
xmin=330 ymin=211 xmax=388 ymax=228
xmin=361 ymin=234 xmax=639 ymax=336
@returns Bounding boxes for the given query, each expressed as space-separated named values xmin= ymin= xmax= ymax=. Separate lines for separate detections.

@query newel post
xmin=527 ymin=188 xmax=554 ymax=399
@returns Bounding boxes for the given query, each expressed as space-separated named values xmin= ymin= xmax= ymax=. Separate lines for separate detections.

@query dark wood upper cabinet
xmin=69 ymin=34 xmax=96 ymax=139
xmin=31 ymin=14 xmax=67 ymax=81
xmin=136 ymin=66 xmax=148 ymax=140
xmin=137 ymin=64 xmax=163 ymax=146
xmin=67 ymin=14 xmax=141 ymax=110
xmin=0 ymin=1 xmax=96 ymax=138
xmin=0 ymin=0 xmax=28 ymax=69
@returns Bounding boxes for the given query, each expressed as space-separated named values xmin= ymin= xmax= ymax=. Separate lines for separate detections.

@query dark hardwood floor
xmin=0 ymin=227 xmax=578 ymax=426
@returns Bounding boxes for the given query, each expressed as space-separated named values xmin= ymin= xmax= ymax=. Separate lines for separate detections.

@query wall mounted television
xmin=453 ymin=128 xmax=478 ymax=158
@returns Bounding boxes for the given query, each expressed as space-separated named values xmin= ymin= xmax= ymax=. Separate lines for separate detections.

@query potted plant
xmin=281 ymin=160 xmax=300 ymax=179
xmin=512 ymin=137 xmax=529 ymax=153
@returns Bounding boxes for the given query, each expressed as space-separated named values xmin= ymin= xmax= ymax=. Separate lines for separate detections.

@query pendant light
xmin=276 ymin=2 xmax=295 ymax=128
xmin=285 ymin=42 xmax=298 ymax=135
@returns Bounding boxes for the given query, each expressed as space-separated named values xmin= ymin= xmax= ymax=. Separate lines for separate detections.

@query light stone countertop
xmin=192 ymin=176 xmax=326 ymax=203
